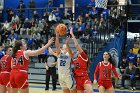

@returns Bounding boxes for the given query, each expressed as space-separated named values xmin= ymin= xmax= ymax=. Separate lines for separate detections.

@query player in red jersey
xmin=70 ymin=28 xmax=93 ymax=93
xmin=94 ymin=51 xmax=119 ymax=93
xmin=10 ymin=38 xmax=54 ymax=93
xmin=0 ymin=46 xmax=12 ymax=93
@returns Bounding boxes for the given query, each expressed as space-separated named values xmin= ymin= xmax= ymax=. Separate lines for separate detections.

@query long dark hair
xmin=12 ymin=40 xmax=23 ymax=57
xmin=82 ymin=48 xmax=90 ymax=68
xmin=107 ymin=52 xmax=116 ymax=67
xmin=4 ymin=46 xmax=11 ymax=53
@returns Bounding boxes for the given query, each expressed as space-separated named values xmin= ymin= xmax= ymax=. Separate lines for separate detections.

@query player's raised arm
xmin=65 ymin=36 xmax=73 ymax=58
xmin=24 ymin=37 xmax=54 ymax=57
xmin=69 ymin=27 xmax=83 ymax=53
xmin=55 ymin=31 xmax=61 ymax=56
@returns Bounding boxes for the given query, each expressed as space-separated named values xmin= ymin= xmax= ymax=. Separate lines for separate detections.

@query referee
xmin=45 ymin=47 xmax=57 ymax=91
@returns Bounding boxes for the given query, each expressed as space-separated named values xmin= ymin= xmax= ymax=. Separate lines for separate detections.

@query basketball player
xmin=0 ymin=46 xmax=12 ymax=93
xmin=69 ymin=28 xmax=93 ymax=93
xmin=55 ymin=31 xmax=76 ymax=93
xmin=94 ymin=51 xmax=119 ymax=93
xmin=10 ymin=37 xmax=54 ymax=93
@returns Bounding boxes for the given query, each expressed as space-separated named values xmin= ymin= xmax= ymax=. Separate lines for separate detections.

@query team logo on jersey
xmin=109 ymin=48 xmax=119 ymax=67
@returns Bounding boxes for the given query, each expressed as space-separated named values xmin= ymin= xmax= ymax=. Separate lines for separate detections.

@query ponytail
xmin=12 ymin=40 xmax=22 ymax=58
xmin=108 ymin=52 xmax=116 ymax=67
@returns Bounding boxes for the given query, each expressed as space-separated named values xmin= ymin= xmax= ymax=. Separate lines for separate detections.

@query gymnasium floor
xmin=29 ymin=83 xmax=140 ymax=93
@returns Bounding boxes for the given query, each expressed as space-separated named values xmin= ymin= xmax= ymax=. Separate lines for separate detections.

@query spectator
xmin=1 ymin=26 xmax=9 ymax=43
xmin=88 ymin=0 xmax=96 ymax=7
xmin=137 ymin=49 xmax=140 ymax=58
xmin=136 ymin=57 xmax=140 ymax=67
xmin=7 ymin=30 xmax=18 ymax=40
xmin=38 ymin=44 xmax=49 ymax=63
xmin=53 ymin=8 xmax=61 ymax=22
xmin=132 ymin=43 xmax=139 ymax=55
xmin=15 ymin=20 xmax=21 ymax=35
xmin=11 ymin=13 xmax=19 ymax=23
xmin=120 ymin=56 xmax=129 ymax=74
xmin=28 ymin=0 xmax=35 ymax=9
xmin=48 ymin=1 xmax=53 ymax=12
xmin=33 ymin=11 xmax=40 ymax=22
xmin=42 ymin=12 xmax=49 ymax=22
xmin=45 ymin=47 xmax=57 ymax=90
xmin=126 ymin=48 xmax=137 ymax=66
xmin=27 ymin=35 xmax=35 ymax=50
xmin=120 ymin=62 xmax=137 ymax=90
xmin=48 ymin=11 xmax=57 ymax=24
xmin=9 ymin=35 xmax=16 ymax=47
xmin=24 ymin=18 xmax=31 ymax=35
xmin=89 ymin=7 xmax=98 ymax=18
xmin=17 ymin=0 xmax=26 ymax=15
xmin=3 ymin=20 xmax=10 ymax=30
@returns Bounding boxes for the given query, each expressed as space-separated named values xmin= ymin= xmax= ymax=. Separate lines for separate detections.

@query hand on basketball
xmin=65 ymin=36 xmax=71 ymax=44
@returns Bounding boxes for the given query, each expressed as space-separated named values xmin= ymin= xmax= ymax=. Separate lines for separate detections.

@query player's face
xmin=62 ymin=44 xmax=67 ymax=53
xmin=7 ymin=48 xmax=12 ymax=56
xmin=103 ymin=52 xmax=110 ymax=60
xmin=22 ymin=42 xmax=27 ymax=50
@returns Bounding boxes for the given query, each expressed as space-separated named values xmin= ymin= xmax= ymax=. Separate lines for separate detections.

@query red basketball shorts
xmin=10 ymin=69 xmax=28 ymax=89
xmin=98 ymin=80 xmax=113 ymax=90
xmin=0 ymin=72 xmax=11 ymax=87
xmin=75 ymin=75 xmax=92 ymax=90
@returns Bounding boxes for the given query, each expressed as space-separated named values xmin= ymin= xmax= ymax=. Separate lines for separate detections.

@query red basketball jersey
xmin=72 ymin=52 xmax=88 ymax=76
xmin=11 ymin=50 xmax=29 ymax=70
xmin=0 ymin=55 xmax=12 ymax=72
xmin=94 ymin=62 xmax=119 ymax=80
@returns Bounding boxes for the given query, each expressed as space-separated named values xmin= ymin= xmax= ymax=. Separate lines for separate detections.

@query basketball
xmin=55 ymin=24 xmax=67 ymax=36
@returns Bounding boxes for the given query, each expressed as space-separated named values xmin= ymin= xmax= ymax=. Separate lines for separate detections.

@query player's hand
xmin=69 ymin=26 xmax=73 ymax=35
xmin=65 ymin=36 xmax=71 ymax=44
xmin=45 ymin=65 xmax=49 ymax=70
xmin=48 ymin=37 xmax=54 ymax=45
xmin=93 ymin=80 xmax=97 ymax=85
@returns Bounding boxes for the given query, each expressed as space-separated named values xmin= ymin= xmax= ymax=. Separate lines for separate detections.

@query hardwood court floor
xmin=29 ymin=83 xmax=140 ymax=93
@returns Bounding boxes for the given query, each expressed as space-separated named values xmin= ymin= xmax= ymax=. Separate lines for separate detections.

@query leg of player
xmin=63 ymin=88 xmax=70 ymax=93
xmin=0 ymin=85 xmax=6 ymax=93
xmin=19 ymin=88 xmax=29 ymax=93
xmin=11 ymin=88 xmax=18 ymax=93
xmin=98 ymin=86 xmax=105 ymax=93
xmin=84 ymin=84 xmax=93 ymax=93
xmin=106 ymin=87 xmax=115 ymax=93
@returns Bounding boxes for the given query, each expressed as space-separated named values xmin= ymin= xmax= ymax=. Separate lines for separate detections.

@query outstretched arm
xmin=69 ymin=27 xmax=83 ymax=53
xmin=55 ymin=31 xmax=61 ymax=56
xmin=24 ymin=37 xmax=54 ymax=57
xmin=65 ymin=36 xmax=73 ymax=58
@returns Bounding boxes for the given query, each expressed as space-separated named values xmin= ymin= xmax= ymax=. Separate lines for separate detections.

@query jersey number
xmin=60 ymin=60 xmax=66 ymax=66
xmin=0 ymin=60 xmax=6 ymax=68
xmin=13 ymin=56 xmax=24 ymax=66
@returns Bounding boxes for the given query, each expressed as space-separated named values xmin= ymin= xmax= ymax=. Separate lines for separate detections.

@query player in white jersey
xmin=55 ymin=32 xmax=76 ymax=93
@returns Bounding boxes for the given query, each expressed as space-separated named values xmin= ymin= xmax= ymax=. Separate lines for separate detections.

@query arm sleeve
xmin=94 ymin=63 xmax=99 ymax=80
xmin=112 ymin=66 xmax=119 ymax=78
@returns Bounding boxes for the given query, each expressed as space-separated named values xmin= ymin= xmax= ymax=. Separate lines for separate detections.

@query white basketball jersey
xmin=57 ymin=51 xmax=72 ymax=75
